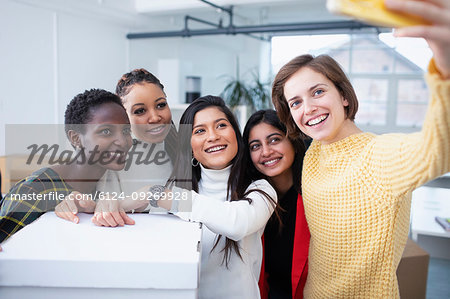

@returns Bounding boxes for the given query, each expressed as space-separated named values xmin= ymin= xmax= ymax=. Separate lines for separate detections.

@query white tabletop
xmin=0 ymin=212 xmax=202 ymax=289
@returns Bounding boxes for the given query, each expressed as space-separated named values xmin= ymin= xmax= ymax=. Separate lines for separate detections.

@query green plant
xmin=220 ymin=57 xmax=271 ymax=113
xmin=248 ymin=72 xmax=271 ymax=111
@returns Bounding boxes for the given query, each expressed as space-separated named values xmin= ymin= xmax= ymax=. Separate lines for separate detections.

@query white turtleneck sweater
xmin=173 ymin=165 xmax=277 ymax=299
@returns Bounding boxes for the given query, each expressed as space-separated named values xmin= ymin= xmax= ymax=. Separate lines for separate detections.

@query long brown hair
xmin=272 ymin=54 xmax=358 ymax=139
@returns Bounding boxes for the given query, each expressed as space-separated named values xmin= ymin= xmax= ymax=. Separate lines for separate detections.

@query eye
xmin=123 ymin=127 xmax=132 ymax=135
xmin=313 ymin=89 xmax=324 ymax=96
xmin=217 ymin=122 xmax=228 ymax=129
xmin=250 ymin=143 xmax=260 ymax=151
xmin=156 ymin=102 xmax=167 ymax=109
xmin=290 ymin=99 xmax=302 ymax=109
xmin=269 ymin=137 xmax=281 ymax=144
xmin=133 ymin=107 xmax=145 ymax=115
xmin=193 ymin=128 xmax=205 ymax=135
xmin=100 ymin=128 xmax=111 ymax=135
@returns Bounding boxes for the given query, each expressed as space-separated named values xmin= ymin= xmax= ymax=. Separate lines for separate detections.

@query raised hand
xmin=385 ymin=0 xmax=450 ymax=78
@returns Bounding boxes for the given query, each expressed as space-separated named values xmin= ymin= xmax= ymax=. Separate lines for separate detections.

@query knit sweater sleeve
xmin=172 ymin=179 xmax=277 ymax=241
xmin=371 ymin=59 xmax=450 ymax=198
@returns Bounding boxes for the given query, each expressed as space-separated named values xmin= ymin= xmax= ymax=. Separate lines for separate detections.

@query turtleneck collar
xmin=199 ymin=164 xmax=232 ymax=186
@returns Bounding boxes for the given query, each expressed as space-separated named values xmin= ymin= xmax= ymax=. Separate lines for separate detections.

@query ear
xmin=67 ymin=130 xmax=81 ymax=148
xmin=342 ymin=98 xmax=349 ymax=107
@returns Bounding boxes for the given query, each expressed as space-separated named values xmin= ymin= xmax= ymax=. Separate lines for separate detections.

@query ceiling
xmin=13 ymin=0 xmax=350 ymax=32
xmin=135 ymin=0 xmax=302 ymax=13
xmin=133 ymin=0 xmax=340 ymax=26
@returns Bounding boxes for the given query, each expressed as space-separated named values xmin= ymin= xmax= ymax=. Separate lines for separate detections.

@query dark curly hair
xmin=116 ymin=68 xmax=164 ymax=99
xmin=115 ymin=68 xmax=178 ymax=164
xmin=64 ymin=88 xmax=124 ymax=136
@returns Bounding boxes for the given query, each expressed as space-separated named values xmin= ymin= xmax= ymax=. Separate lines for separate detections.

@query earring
xmin=75 ymin=143 xmax=86 ymax=153
xmin=191 ymin=157 xmax=199 ymax=167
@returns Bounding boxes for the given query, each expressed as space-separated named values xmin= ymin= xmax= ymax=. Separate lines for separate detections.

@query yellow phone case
xmin=327 ymin=0 xmax=429 ymax=27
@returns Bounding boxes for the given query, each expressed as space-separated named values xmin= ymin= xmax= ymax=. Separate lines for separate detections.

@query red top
xmin=259 ymin=193 xmax=310 ymax=299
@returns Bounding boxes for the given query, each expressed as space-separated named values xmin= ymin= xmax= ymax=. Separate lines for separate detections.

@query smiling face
xmin=190 ymin=107 xmax=238 ymax=170
xmin=248 ymin=122 xmax=294 ymax=181
xmin=122 ymin=82 xmax=172 ymax=143
xmin=78 ymin=102 xmax=133 ymax=171
xmin=283 ymin=67 xmax=356 ymax=145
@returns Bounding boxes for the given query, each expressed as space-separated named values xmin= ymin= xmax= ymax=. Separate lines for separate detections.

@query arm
xmin=0 ymin=181 xmax=59 ymax=243
xmin=385 ymin=0 xmax=450 ymax=79
xmin=92 ymin=179 xmax=277 ymax=238
xmin=371 ymin=0 xmax=450 ymax=196
xmin=170 ymin=180 xmax=277 ymax=241
xmin=0 ymin=196 xmax=39 ymax=244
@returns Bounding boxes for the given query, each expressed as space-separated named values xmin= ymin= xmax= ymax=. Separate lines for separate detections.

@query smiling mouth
xmin=205 ymin=145 xmax=226 ymax=153
xmin=106 ymin=151 xmax=124 ymax=158
xmin=307 ymin=114 xmax=328 ymax=126
xmin=262 ymin=158 xmax=281 ymax=167
xmin=146 ymin=125 xmax=166 ymax=134
xmin=103 ymin=151 xmax=127 ymax=163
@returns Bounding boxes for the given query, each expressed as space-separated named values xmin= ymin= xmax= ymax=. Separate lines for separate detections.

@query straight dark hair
xmin=243 ymin=109 xmax=305 ymax=194
xmin=167 ymin=95 xmax=275 ymax=266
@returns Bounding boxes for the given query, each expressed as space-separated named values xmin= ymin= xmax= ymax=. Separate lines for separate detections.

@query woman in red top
xmin=243 ymin=109 xmax=310 ymax=299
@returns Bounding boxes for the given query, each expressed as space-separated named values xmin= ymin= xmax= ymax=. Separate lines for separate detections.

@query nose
xmin=206 ymin=129 xmax=219 ymax=142
xmin=303 ymin=99 xmax=317 ymax=115
xmin=114 ymin=131 xmax=131 ymax=150
xmin=147 ymin=109 xmax=161 ymax=124
xmin=261 ymin=144 xmax=273 ymax=157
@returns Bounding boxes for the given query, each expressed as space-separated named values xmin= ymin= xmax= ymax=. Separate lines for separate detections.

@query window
xmin=271 ymin=33 xmax=432 ymax=133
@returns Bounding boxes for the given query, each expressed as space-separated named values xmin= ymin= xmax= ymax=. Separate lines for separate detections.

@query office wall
xmin=56 ymin=14 xmax=129 ymax=119
xmin=0 ymin=0 xmax=270 ymax=156
xmin=0 ymin=0 xmax=55 ymax=156
xmin=0 ymin=0 xmax=130 ymax=155
xmin=129 ymin=35 xmax=267 ymax=106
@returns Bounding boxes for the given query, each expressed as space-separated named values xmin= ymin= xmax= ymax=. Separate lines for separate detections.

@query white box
xmin=0 ymin=212 xmax=202 ymax=299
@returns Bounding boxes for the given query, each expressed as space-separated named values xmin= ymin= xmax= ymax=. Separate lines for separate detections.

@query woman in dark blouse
xmin=244 ymin=109 xmax=310 ymax=299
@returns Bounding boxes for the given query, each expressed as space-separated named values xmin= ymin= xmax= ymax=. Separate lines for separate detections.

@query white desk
xmin=0 ymin=212 xmax=202 ymax=299
xmin=411 ymin=186 xmax=450 ymax=240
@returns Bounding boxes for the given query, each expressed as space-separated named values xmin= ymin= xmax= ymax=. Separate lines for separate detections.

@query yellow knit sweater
xmin=302 ymin=60 xmax=450 ymax=298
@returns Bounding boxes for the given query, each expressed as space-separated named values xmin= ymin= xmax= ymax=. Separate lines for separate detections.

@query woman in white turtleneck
xmin=151 ymin=96 xmax=277 ymax=299
xmin=99 ymin=95 xmax=277 ymax=298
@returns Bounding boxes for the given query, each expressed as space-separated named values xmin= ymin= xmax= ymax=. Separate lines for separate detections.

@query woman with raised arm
xmin=271 ymin=1 xmax=450 ymax=297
